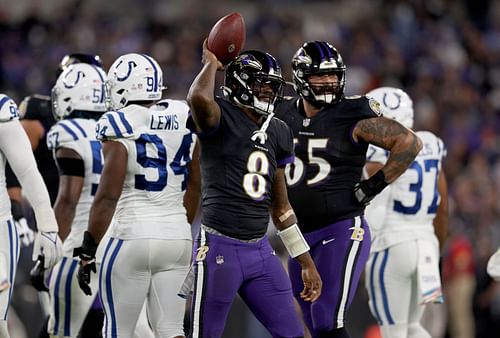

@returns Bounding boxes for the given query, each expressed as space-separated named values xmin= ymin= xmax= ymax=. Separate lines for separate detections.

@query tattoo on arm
xmin=356 ymin=117 xmax=422 ymax=182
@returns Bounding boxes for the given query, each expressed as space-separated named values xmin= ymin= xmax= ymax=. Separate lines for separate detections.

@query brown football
xmin=207 ymin=12 xmax=246 ymax=65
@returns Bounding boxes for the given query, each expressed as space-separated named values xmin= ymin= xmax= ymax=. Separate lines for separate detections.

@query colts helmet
xmin=224 ymin=50 xmax=285 ymax=116
xmin=51 ymin=63 xmax=107 ymax=120
xmin=292 ymin=41 xmax=346 ymax=106
xmin=106 ymin=53 xmax=163 ymax=111
xmin=366 ymin=87 xmax=414 ymax=129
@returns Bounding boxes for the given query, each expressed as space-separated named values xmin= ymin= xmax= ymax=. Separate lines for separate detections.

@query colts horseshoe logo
xmin=63 ymin=69 xmax=85 ymax=89
xmin=115 ymin=60 xmax=138 ymax=82
xmin=382 ymin=92 xmax=402 ymax=110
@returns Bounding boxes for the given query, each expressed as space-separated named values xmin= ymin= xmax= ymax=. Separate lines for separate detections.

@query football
xmin=207 ymin=12 xmax=246 ymax=65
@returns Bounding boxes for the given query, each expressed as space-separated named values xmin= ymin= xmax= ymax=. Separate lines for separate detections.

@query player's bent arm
xmin=363 ymin=161 xmax=390 ymax=226
xmin=187 ymin=39 xmax=223 ymax=133
xmin=53 ymin=148 xmax=85 ymax=241
xmin=87 ymin=140 xmax=127 ymax=243
xmin=353 ymin=116 xmax=422 ymax=183
xmin=0 ymin=120 xmax=57 ymax=232
xmin=433 ymin=171 xmax=448 ymax=252
xmin=364 ymin=161 xmax=384 ymax=178
xmin=183 ymin=140 xmax=201 ymax=224
xmin=270 ymin=168 xmax=322 ymax=302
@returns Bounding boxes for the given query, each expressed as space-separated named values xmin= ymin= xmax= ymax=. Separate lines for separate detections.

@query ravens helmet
xmin=292 ymin=41 xmax=346 ymax=106
xmin=224 ymin=50 xmax=285 ymax=116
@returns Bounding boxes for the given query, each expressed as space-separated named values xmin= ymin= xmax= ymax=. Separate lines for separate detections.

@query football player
xmin=185 ymin=40 xmax=322 ymax=338
xmin=363 ymin=87 xmax=448 ymax=338
xmin=0 ymin=94 xmax=63 ymax=338
xmin=76 ymin=53 xmax=200 ymax=338
xmin=46 ymin=62 xmax=108 ymax=338
xmin=275 ymin=41 xmax=422 ymax=338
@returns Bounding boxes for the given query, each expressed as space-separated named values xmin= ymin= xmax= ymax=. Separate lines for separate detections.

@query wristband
xmin=364 ymin=169 xmax=388 ymax=195
xmin=277 ymin=223 xmax=310 ymax=258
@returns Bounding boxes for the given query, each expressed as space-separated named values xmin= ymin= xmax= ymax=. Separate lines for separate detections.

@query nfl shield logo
xmin=303 ymin=118 xmax=310 ymax=127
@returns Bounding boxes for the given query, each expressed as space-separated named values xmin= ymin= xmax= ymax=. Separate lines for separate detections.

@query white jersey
xmin=47 ymin=118 xmax=102 ymax=256
xmin=96 ymin=99 xmax=195 ymax=240
xmin=365 ymin=131 xmax=446 ymax=252
xmin=0 ymin=94 xmax=20 ymax=221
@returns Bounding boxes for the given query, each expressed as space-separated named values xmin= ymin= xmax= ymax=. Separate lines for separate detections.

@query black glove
xmin=30 ymin=254 xmax=49 ymax=292
xmin=354 ymin=170 xmax=389 ymax=206
xmin=10 ymin=199 xmax=24 ymax=221
xmin=73 ymin=231 xmax=98 ymax=296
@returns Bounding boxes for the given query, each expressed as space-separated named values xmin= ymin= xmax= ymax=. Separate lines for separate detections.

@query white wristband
xmin=277 ymin=223 xmax=310 ymax=258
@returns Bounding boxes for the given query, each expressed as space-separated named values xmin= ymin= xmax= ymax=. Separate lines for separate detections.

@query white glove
xmin=32 ymin=231 xmax=63 ymax=269
xmin=487 ymin=247 xmax=500 ymax=281
xmin=15 ymin=218 xmax=35 ymax=247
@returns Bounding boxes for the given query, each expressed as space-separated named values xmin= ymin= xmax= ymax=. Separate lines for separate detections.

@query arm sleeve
xmin=0 ymin=120 xmax=58 ymax=232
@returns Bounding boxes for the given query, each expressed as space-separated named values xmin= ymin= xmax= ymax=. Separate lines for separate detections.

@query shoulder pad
xmin=0 ymin=94 xmax=19 ymax=122
xmin=96 ymin=110 xmax=137 ymax=141
xmin=153 ymin=99 xmax=190 ymax=112
xmin=417 ymin=131 xmax=447 ymax=159
xmin=19 ymin=94 xmax=51 ymax=119
xmin=46 ymin=119 xmax=90 ymax=150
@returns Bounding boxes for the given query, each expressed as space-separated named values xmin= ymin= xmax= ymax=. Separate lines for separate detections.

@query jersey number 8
xmin=243 ymin=151 xmax=269 ymax=200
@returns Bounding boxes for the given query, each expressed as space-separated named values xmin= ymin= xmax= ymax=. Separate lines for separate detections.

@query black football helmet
xmin=57 ymin=53 xmax=103 ymax=77
xmin=224 ymin=50 xmax=285 ymax=115
xmin=292 ymin=41 xmax=346 ymax=106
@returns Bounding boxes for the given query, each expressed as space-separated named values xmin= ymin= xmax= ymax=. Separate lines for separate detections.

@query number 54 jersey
xmin=96 ymin=100 xmax=196 ymax=240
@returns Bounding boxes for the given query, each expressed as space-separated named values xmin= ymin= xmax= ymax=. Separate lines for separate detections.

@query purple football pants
xmin=288 ymin=216 xmax=371 ymax=337
xmin=190 ymin=228 xmax=304 ymax=338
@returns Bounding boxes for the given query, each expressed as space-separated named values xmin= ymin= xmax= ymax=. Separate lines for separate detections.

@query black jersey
xmin=275 ymin=96 xmax=380 ymax=233
xmin=6 ymin=95 xmax=59 ymax=204
xmin=189 ymin=97 xmax=294 ymax=240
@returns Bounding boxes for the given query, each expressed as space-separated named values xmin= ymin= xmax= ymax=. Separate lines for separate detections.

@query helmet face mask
xmin=51 ymin=63 xmax=107 ymax=120
xmin=224 ymin=51 xmax=285 ymax=116
xmin=292 ymin=41 xmax=346 ymax=106
xmin=106 ymin=53 xmax=163 ymax=111
xmin=366 ymin=87 xmax=414 ymax=129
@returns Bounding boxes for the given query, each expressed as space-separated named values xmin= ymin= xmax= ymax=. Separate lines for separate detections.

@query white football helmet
xmin=106 ymin=53 xmax=163 ymax=110
xmin=0 ymin=94 xmax=19 ymax=121
xmin=366 ymin=86 xmax=414 ymax=129
xmin=51 ymin=63 xmax=107 ymax=120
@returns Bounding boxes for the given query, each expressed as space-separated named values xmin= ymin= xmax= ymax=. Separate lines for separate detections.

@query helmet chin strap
xmin=251 ymin=112 xmax=274 ymax=145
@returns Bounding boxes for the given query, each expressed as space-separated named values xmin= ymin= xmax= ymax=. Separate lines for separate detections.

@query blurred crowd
xmin=1 ymin=0 xmax=499 ymax=337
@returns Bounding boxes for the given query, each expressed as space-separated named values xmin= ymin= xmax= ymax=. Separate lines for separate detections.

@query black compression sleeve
xmin=56 ymin=157 xmax=85 ymax=177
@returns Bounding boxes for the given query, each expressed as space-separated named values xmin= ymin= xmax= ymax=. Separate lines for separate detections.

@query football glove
xmin=354 ymin=170 xmax=388 ymax=206
xmin=73 ymin=231 xmax=98 ymax=296
xmin=15 ymin=218 xmax=35 ymax=247
xmin=30 ymin=254 xmax=49 ymax=292
xmin=32 ymin=231 xmax=63 ymax=269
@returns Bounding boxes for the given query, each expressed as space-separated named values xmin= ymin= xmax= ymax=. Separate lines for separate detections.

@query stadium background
xmin=1 ymin=0 xmax=499 ymax=337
